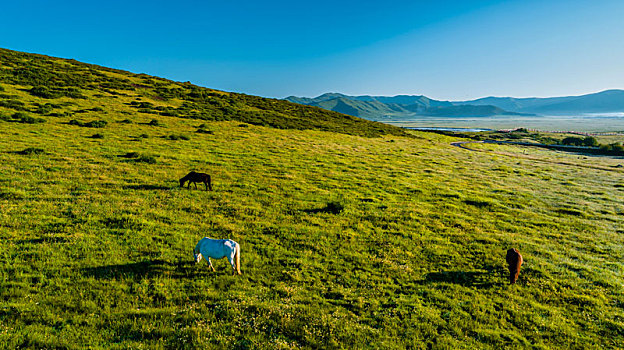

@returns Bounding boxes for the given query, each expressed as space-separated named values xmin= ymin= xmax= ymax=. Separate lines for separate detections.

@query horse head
xmin=193 ymin=249 xmax=202 ymax=264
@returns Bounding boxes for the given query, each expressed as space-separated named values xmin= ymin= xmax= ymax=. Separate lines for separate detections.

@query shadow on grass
xmin=123 ymin=184 xmax=173 ymax=190
xmin=82 ymin=259 xmax=197 ymax=280
xmin=9 ymin=148 xmax=48 ymax=155
xmin=303 ymin=201 xmax=344 ymax=214
xmin=15 ymin=237 xmax=69 ymax=244
xmin=421 ymin=269 xmax=497 ymax=289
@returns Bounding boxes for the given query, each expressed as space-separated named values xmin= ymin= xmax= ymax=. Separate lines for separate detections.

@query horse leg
xmin=204 ymin=180 xmax=208 ymax=191
xmin=207 ymin=258 xmax=216 ymax=272
xmin=193 ymin=182 xmax=198 ymax=190
xmin=228 ymin=256 xmax=237 ymax=275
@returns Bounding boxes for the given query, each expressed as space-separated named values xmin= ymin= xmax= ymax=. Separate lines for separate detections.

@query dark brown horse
xmin=506 ymin=248 xmax=523 ymax=284
xmin=180 ymin=171 xmax=212 ymax=191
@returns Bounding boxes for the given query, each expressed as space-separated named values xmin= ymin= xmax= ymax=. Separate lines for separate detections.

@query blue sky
xmin=1 ymin=0 xmax=623 ymax=100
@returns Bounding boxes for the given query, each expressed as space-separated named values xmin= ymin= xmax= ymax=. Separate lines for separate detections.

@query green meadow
xmin=1 ymin=48 xmax=624 ymax=349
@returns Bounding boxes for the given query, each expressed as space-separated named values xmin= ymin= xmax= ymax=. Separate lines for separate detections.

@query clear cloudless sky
xmin=1 ymin=0 xmax=623 ymax=100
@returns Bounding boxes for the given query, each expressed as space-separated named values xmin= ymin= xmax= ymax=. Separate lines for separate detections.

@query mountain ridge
xmin=286 ymin=89 xmax=624 ymax=120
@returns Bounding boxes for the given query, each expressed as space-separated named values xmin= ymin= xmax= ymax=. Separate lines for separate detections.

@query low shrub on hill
xmin=16 ymin=147 xmax=46 ymax=155
xmin=165 ymin=134 xmax=190 ymax=140
xmin=29 ymin=85 xmax=86 ymax=99
xmin=0 ymin=112 xmax=45 ymax=124
xmin=69 ymin=119 xmax=108 ymax=128
xmin=0 ymin=98 xmax=28 ymax=111
xmin=119 ymin=152 xmax=158 ymax=163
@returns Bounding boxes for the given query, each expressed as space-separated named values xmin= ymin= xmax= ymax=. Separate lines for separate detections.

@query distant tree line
xmin=556 ymin=135 xmax=623 ymax=155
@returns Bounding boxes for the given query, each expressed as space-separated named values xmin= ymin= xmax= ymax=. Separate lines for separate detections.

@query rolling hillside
xmin=1 ymin=48 xmax=624 ymax=349
xmin=0 ymin=48 xmax=408 ymax=138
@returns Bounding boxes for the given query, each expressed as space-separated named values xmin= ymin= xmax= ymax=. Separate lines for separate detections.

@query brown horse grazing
xmin=179 ymin=171 xmax=212 ymax=191
xmin=506 ymin=248 xmax=523 ymax=284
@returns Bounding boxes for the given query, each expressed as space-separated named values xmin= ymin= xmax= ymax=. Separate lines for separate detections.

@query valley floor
xmin=1 ymin=117 xmax=624 ymax=349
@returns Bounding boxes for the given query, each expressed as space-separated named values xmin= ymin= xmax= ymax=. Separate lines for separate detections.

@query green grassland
xmin=1 ymin=48 xmax=624 ymax=349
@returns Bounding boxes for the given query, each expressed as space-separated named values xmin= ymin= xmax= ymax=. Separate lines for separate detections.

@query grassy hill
xmin=0 ymin=48 xmax=407 ymax=138
xmin=1 ymin=48 xmax=624 ymax=349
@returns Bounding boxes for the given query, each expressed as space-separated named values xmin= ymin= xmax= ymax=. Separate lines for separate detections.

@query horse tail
xmin=235 ymin=242 xmax=241 ymax=275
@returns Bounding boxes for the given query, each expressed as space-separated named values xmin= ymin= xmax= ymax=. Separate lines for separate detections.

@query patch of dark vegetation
xmin=305 ymin=201 xmax=345 ymax=214
xmin=0 ymin=190 xmax=25 ymax=200
xmin=147 ymin=119 xmax=163 ymax=127
xmin=118 ymin=152 xmax=158 ymax=164
xmin=0 ymin=112 xmax=46 ymax=124
xmin=463 ymin=199 xmax=493 ymax=208
xmin=29 ymin=85 xmax=86 ymax=99
xmin=196 ymin=124 xmax=214 ymax=134
xmin=598 ymin=143 xmax=624 ymax=156
xmin=165 ymin=134 xmax=190 ymax=140
xmin=615 ymin=184 xmax=624 ymax=189
xmin=556 ymin=208 xmax=586 ymax=217
xmin=90 ymin=133 xmax=104 ymax=139
xmin=16 ymin=147 xmax=46 ymax=155
xmin=69 ymin=119 xmax=108 ymax=128
xmin=130 ymin=101 xmax=155 ymax=109
xmin=132 ymin=133 xmax=149 ymax=141
xmin=560 ymin=136 xmax=599 ymax=147
xmin=33 ymin=102 xmax=59 ymax=115
xmin=0 ymin=98 xmax=28 ymax=111
xmin=47 ymin=111 xmax=73 ymax=117
xmin=440 ymin=193 xmax=461 ymax=199
xmin=75 ymin=107 xmax=105 ymax=114
xmin=119 ymin=119 xmax=133 ymax=124
xmin=15 ymin=236 xmax=69 ymax=244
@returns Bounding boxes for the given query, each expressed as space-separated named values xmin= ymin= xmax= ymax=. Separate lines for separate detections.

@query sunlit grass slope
xmin=1 ymin=48 xmax=624 ymax=349
xmin=0 ymin=48 xmax=407 ymax=138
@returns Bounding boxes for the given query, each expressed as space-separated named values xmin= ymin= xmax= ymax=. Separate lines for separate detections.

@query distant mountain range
xmin=285 ymin=89 xmax=624 ymax=120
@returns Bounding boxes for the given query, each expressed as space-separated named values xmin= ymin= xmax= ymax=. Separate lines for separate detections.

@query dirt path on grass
xmin=451 ymin=140 xmax=624 ymax=173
